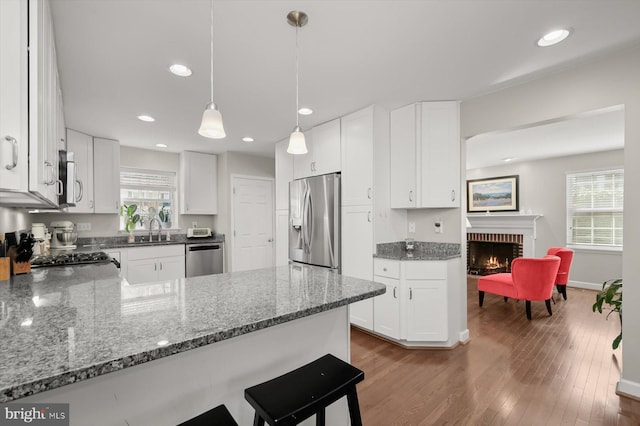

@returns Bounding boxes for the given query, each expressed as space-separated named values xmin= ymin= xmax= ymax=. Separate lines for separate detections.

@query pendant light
xmin=286 ymin=11 xmax=308 ymax=154
xmin=198 ymin=0 xmax=226 ymax=139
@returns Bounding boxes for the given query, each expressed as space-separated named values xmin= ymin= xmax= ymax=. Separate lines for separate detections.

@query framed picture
xmin=467 ymin=175 xmax=519 ymax=213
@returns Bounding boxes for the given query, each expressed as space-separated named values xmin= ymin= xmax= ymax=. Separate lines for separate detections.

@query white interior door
xmin=232 ymin=176 xmax=274 ymax=272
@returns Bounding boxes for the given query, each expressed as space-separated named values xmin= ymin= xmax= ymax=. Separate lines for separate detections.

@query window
xmin=120 ymin=167 xmax=178 ymax=230
xmin=566 ymin=169 xmax=623 ymax=250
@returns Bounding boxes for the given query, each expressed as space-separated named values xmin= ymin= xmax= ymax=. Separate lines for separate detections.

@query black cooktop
xmin=31 ymin=251 xmax=115 ymax=268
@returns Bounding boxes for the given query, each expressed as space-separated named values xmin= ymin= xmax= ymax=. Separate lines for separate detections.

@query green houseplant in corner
xmin=120 ymin=203 xmax=142 ymax=243
xmin=592 ymin=278 xmax=622 ymax=349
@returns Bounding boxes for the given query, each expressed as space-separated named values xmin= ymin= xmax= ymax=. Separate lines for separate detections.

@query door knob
xmin=268 ymin=238 xmax=273 ymax=242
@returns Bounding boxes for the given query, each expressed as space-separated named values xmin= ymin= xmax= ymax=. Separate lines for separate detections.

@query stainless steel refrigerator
xmin=289 ymin=173 xmax=340 ymax=269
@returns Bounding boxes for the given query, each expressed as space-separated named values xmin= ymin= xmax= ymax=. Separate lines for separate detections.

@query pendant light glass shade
xmin=199 ymin=0 xmax=226 ymax=139
xmin=287 ymin=126 xmax=307 ymax=154
xmin=198 ymin=102 xmax=226 ymax=139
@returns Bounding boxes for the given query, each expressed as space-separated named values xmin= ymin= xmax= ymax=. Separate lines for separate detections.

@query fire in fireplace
xmin=467 ymin=241 xmax=521 ymax=276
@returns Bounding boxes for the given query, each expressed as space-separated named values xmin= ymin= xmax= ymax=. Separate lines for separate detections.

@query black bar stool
xmin=177 ymin=404 xmax=238 ymax=426
xmin=244 ymin=353 xmax=364 ymax=426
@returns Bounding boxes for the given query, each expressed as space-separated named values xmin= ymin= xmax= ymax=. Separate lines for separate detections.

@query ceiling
xmin=466 ymin=106 xmax=625 ymax=170
xmin=50 ymin=0 xmax=640 ymax=159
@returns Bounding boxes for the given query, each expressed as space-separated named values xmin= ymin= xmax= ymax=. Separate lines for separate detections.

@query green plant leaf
xmin=127 ymin=204 xmax=137 ymax=216
xmin=612 ymin=333 xmax=622 ymax=350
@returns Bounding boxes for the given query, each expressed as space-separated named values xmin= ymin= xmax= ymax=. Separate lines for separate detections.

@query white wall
xmin=34 ymin=146 xmax=215 ymax=238
xmin=460 ymin=44 xmax=640 ymax=397
xmin=0 ymin=206 xmax=31 ymax=234
xmin=216 ymin=151 xmax=275 ymax=271
xmin=467 ymin=149 xmax=623 ymax=286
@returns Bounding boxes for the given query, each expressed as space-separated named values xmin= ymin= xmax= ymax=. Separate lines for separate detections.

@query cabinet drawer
xmin=404 ymin=261 xmax=447 ymax=280
xmin=374 ymin=259 xmax=400 ymax=279
xmin=127 ymin=244 xmax=185 ymax=261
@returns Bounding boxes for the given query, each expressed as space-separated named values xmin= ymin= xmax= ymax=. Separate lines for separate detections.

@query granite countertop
xmin=374 ymin=241 xmax=461 ymax=261
xmin=0 ymin=263 xmax=384 ymax=402
xmin=75 ymin=233 xmax=225 ymax=251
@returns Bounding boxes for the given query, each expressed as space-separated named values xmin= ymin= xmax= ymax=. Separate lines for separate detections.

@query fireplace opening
xmin=467 ymin=241 xmax=520 ymax=276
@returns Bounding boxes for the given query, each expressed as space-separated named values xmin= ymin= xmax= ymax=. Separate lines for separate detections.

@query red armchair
xmin=478 ymin=255 xmax=561 ymax=320
xmin=546 ymin=247 xmax=574 ymax=300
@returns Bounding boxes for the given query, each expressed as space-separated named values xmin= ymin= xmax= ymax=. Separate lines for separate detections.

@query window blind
xmin=566 ymin=169 xmax=623 ymax=248
xmin=120 ymin=167 xmax=176 ymax=191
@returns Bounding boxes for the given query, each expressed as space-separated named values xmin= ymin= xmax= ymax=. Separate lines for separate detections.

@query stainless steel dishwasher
xmin=185 ymin=242 xmax=224 ymax=277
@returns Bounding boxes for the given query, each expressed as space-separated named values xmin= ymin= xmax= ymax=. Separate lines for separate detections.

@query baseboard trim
xmin=617 ymin=379 xmax=640 ymax=400
xmin=458 ymin=329 xmax=470 ymax=344
xmin=568 ymin=280 xmax=601 ymax=291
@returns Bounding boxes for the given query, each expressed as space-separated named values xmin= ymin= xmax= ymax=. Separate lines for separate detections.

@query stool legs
xmin=347 ymin=386 xmax=363 ymax=426
xmin=316 ymin=408 xmax=325 ymax=426
xmin=253 ymin=413 xmax=265 ymax=426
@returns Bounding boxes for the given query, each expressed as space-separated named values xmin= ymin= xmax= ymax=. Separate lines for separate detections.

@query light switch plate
xmin=77 ymin=222 xmax=91 ymax=231
xmin=434 ymin=219 xmax=443 ymax=233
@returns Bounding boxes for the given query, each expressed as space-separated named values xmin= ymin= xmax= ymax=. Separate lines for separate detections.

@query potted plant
xmin=592 ymin=278 xmax=622 ymax=349
xmin=120 ymin=203 xmax=142 ymax=243
xmin=158 ymin=206 xmax=172 ymax=228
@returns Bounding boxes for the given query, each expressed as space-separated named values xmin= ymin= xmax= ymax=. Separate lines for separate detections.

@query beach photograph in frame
xmin=467 ymin=175 xmax=519 ymax=212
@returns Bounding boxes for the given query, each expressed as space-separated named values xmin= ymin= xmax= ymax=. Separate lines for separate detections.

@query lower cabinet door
xmin=157 ymin=256 xmax=185 ymax=281
xmin=406 ymin=279 xmax=447 ymax=341
xmin=373 ymin=276 xmax=400 ymax=339
xmin=127 ymin=259 xmax=158 ymax=284
xmin=349 ymin=298 xmax=374 ymax=331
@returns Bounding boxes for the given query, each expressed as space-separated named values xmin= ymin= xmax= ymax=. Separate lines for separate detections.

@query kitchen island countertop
xmin=0 ymin=262 xmax=384 ymax=403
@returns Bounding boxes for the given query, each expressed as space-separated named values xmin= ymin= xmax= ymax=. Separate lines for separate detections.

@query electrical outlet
xmin=76 ymin=222 xmax=91 ymax=231
xmin=408 ymin=222 xmax=416 ymax=233
xmin=434 ymin=219 xmax=443 ymax=234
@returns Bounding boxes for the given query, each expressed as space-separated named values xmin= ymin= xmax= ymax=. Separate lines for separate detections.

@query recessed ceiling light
xmin=242 ymin=137 xmax=254 ymax=142
xmin=537 ymin=29 xmax=571 ymax=47
xmin=502 ymin=157 xmax=514 ymax=162
xmin=298 ymin=107 xmax=313 ymax=115
xmin=155 ymin=143 xmax=168 ymax=148
xmin=137 ymin=115 xmax=155 ymax=122
xmin=169 ymin=63 xmax=192 ymax=77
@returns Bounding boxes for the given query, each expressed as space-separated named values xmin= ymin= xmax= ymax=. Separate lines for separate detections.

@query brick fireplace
xmin=466 ymin=213 xmax=542 ymax=276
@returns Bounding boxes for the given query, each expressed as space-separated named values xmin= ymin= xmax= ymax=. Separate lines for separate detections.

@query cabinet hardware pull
xmin=367 ymin=187 xmax=372 ymax=199
xmin=409 ymin=288 xmax=413 ymax=300
xmin=55 ymin=180 xmax=63 ymax=196
xmin=409 ymin=190 xmax=413 ymax=202
xmin=367 ymin=211 xmax=372 ymax=222
xmin=383 ymin=267 xmax=387 ymax=271
xmin=451 ymin=189 xmax=455 ymax=202
xmin=393 ymin=287 xmax=397 ymax=298
xmin=76 ymin=179 xmax=83 ymax=202
xmin=159 ymin=263 xmax=163 ymax=271
xmin=3 ymin=136 xmax=18 ymax=170
xmin=268 ymin=238 xmax=273 ymax=242
xmin=89 ymin=200 xmax=94 ymax=209
xmin=154 ymin=263 xmax=157 ymax=271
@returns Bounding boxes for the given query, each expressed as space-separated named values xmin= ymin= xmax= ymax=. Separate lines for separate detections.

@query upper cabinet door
xmin=420 ymin=102 xmax=460 ymax=208
xmin=0 ymin=0 xmax=29 ymax=192
xmin=275 ymin=139 xmax=293 ymax=211
xmin=180 ymin=151 xmax=218 ymax=214
xmin=93 ymin=137 xmax=120 ymax=214
xmin=390 ymin=104 xmax=417 ymax=208
xmin=310 ymin=118 xmax=341 ymax=176
xmin=66 ymin=129 xmax=94 ymax=213
xmin=341 ymin=107 xmax=374 ymax=206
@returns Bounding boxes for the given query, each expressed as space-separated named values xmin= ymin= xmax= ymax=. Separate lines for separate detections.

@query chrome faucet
xmin=148 ymin=218 xmax=162 ymax=242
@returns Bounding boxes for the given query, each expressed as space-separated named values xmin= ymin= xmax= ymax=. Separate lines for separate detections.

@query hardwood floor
xmin=351 ymin=277 xmax=639 ymax=425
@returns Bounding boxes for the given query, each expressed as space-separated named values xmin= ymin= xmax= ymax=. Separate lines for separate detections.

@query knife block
xmin=12 ymin=260 xmax=31 ymax=275
xmin=0 ymin=258 xmax=9 ymax=281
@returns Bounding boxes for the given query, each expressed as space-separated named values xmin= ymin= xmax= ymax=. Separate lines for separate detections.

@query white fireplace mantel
xmin=466 ymin=213 xmax=543 ymax=257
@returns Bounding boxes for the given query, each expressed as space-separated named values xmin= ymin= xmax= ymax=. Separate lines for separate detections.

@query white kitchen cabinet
xmin=341 ymin=107 xmax=374 ymax=207
xmin=293 ymin=119 xmax=340 ymax=179
xmin=275 ymin=139 xmax=293 ymax=211
xmin=275 ymin=209 xmax=289 ymax=266
xmin=93 ymin=137 xmax=120 ymax=214
xmin=342 ymin=205 xmax=374 ymax=330
xmin=66 ymin=129 xmax=94 ymax=213
xmin=390 ymin=101 xmax=460 ymax=208
xmin=125 ymin=245 xmax=185 ymax=284
xmin=180 ymin=151 xmax=218 ymax=214
xmin=0 ymin=0 xmax=63 ymax=207
xmin=373 ymin=258 xmax=455 ymax=344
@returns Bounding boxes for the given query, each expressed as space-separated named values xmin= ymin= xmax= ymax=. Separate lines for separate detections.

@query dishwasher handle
xmin=187 ymin=244 xmax=222 ymax=252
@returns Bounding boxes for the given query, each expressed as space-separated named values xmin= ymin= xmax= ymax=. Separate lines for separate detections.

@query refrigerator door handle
xmin=307 ymin=189 xmax=314 ymax=253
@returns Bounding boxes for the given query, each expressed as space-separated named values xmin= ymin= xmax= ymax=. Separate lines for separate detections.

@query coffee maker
xmin=50 ymin=221 xmax=77 ymax=250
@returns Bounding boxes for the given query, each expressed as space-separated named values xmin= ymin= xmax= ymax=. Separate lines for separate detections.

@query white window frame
xmin=120 ymin=167 xmax=179 ymax=232
xmin=566 ymin=168 xmax=623 ymax=252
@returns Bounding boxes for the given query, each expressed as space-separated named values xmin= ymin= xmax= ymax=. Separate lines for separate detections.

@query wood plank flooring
xmin=350 ymin=277 xmax=640 ymax=425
